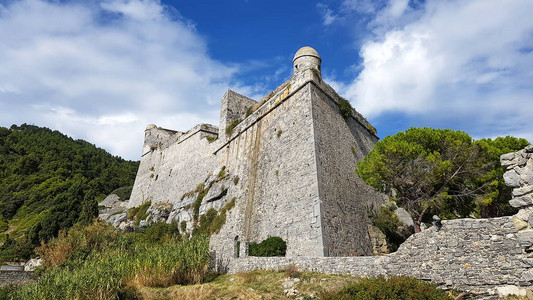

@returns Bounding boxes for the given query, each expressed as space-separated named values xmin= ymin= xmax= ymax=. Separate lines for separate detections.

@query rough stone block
xmin=513 ymin=217 xmax=528 ymax=230
xmin=513 ymin=185 xmax=533 ymax=197
xmin=504 ymin=170 xmax=520 ymax=187
xmin=510 ymin=195 xmax=533 ymax=208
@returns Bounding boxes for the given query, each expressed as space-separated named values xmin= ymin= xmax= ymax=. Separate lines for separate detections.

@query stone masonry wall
xmin=0 ymin=271 xmax=35 ymax=287
xmin=310 ymin=81 xmax=387 ymax=256
xmin=228 ymin=146 xmax=533 ymax=296
xmin=219 ymin=90 xmax=257 ymax=139
xmin=230 ymin=217 xmax=532 ymax=295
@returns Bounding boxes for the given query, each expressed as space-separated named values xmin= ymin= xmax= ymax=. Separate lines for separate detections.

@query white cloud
xmin=317 ymin=3 xmax=338 ymax=26
xmin=0 ymin=0 xmax=244 ymax=160
xmin=339 ymin=0 xmax=533 ymax=141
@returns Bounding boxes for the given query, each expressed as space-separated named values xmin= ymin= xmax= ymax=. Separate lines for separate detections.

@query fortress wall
xmin=219 ymin=90 xmax=257 ymax=138
xmin=211 ymin=82 xmax=324 ymax=261
xmin=229 ymin=216 xmax=533 ymax=294
xmin=310 ymin=82 xmax=387 ymax=256
xmin=129 ymin=129 xmax=220 ymax=207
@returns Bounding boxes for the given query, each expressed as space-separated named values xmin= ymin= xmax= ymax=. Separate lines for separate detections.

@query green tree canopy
xmin=356 ymin=127 xmax=529 ymax=232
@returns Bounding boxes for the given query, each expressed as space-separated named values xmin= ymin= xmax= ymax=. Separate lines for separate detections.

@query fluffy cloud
xmin=341 ymin=0 xmax=533 ymax=141
xmin=0 ymin=0 xmax=241 ymax=160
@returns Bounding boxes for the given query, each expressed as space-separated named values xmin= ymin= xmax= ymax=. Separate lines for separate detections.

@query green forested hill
xmin=0 ymin=124 xmax=139 ymax=261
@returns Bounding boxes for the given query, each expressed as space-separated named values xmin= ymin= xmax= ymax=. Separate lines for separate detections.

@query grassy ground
xmin=138 ymin=270 xmax=361 ymax=300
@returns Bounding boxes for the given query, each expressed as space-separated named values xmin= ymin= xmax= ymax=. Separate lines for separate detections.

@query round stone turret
xmin=146 ymin=124 xmax=157 ymax=131
xmin=293 ymin=46 xmax=321 ymax=76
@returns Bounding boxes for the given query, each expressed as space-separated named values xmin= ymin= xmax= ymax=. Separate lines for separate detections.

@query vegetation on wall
xmin=371 ymin=205 xmax=409 ymax=252
xmin=249 ymin=236 xmax=287 ymax=257
xmin=356 ymin=127 xmax=529 ymax=232
xmin=338 ymin=97 xmax=353 ymax=120
xmin=225 ymin=119 xmax=242 ymax=136
xmin=0 ymin=124 xmax=139 ymax=261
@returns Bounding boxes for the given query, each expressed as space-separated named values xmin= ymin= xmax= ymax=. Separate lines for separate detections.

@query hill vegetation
xmin=0 ymin=124 xmax=139 ymax=262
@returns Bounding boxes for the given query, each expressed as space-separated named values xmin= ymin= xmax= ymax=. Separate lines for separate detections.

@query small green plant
xmin=225 ymin=119 xmax=242 ymax=136
xmin=351 ymin=146 xmax=356 ymax=155
xmin=193 ymin=184 xmax=209 ymax=222
xmin=149 ymin=166 xmax=155 ymax=171
xmin=310 ymin=68 xmax=321 ymax=77
xmin=233 ymin=176 xmax=239 ymax=185
xmin=217 ymin=166 xmax=227 ymax=180
xmin=245 ymin=106 xmax=254 ymax=118
xmin=277 ymin=129 xmax=282 ymax=138
xmin=150 ymin=173 xmax=154 ymax=178
xmin=249 ymin=236 xmax=286 ymax=257
xmin=180 ymin=221 xmax=187 ymax=233
xmin=206 ymin=136 xmax=218 ymax=143
xmin=338 ymin=97 xmax=353 ymax=119
xmin=275 ymin=170 xmax=279 ymax=176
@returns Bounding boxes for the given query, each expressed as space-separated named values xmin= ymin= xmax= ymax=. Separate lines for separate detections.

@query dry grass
xmin=138 ymin=270 xmax=360 ymax=300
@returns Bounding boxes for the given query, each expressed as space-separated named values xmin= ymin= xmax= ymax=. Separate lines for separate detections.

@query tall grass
xmin=5 ymin=222 xmax=210 ymax=300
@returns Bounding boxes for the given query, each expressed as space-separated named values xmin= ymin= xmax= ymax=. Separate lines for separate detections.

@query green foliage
xmin=193 ymin=184 xmax=209 ymax=222
xmin=233 ymin=176 xmax=239 ymax=185
xmin=225 ymin=119 xmax=242 ymax=136
xmin=206 ymin=136 xmax=218 ymax=143
xmin=0 ymin=124 xmax=139 ymax=260
xmin=180 ymin=220 xmax=187 ymax=232
xmin=337 ymin=97 xmax=353 ymax=119
xmin=194 ymin=198 xmax=235 ymax=236
xmin=249 ymin=236 xmax=287 ymax=257
xmin=127 ymin=201 xmax=151 ymax=225
xmin=245 ymin=106 xmax=254 ymax=118
xmin=142 ymin=222 xmax=180 ymax=243
xmin=371 ymin=205 xmax=408 ymax=252
xmin=5 ymin=224 xmax=210 ymax=300
xmin=277 ymin=129 xmax=282 ymax=138
xmin=0 ymin=216 xmax=8 ymax=232
xmin=321 ymin=275 xmax=452 ymax=300
xmin=217 ymin=166 xmax=227 ymax=180
xmin=356 ymin=127 xmax=529 ymax=231
xmin=110 ymin=186 xmax=133 ymax=201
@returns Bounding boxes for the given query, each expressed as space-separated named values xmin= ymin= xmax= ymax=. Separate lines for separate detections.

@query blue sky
xmin=0 ymin=0 xmax=532 ymax=160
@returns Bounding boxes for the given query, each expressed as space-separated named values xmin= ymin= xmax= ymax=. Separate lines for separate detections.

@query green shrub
xmin=110 ymin=186 xmax=133 ymax=201
xmin=372 ymin=205 xmax=409 ymax=252
xmin=320 ymin=275 xmax=452 ymax=300
xmin=277 ymin=129 xmax=282 ymax=138
xmin=233 ymin=176 xmax=239 ymax=185
xmin=193 ymin=184 xmax=209 ymax=222
xmin=338 ymin=97 xmax=353 ymax=119
xmin=206 ymin=136 xmax=218 ymax=143
xmin=0 ymin=216 xmax=8 ymax=232
xmin=249 ymin=236 xmax=286 ymax=257
xmin=225 ymin=119 xmax=242 ymax=136
xmin=180 ymin=221 xmax=187 ymax=233
xmin=142 ymin=222 xmax=180 ymax=243
xmin=217 ymin=166 xmax=226 ymax=180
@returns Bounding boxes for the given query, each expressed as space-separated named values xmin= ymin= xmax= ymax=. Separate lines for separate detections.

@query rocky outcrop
xmin=501 ymin=145 xmax=533 ymax=208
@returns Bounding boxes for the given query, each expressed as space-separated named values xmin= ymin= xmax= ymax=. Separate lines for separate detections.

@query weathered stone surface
xmin=395 ymin=207 xmax=414 ymax=227
xmin=514 ymin=185 xmax=533 ymax=197
xmin=23 ymin=258 xmax=42 ymax=272
xmin=510 ymin=195 xmax=533 ymax=208
xmin=514 ymin=216 xmax=529 ymax=230
xmin=526 ymin=145 xmax=533 ymax=153
xmin=504 ymin=170 xmax=520 ymax=187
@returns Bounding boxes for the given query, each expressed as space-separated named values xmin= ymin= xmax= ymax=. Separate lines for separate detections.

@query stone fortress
xmin=100 ymin=47 xmax=533 ymax=297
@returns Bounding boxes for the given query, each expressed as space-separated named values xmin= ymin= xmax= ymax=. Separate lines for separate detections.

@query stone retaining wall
xmin=0 ymin=271 xmax=35 ymax=287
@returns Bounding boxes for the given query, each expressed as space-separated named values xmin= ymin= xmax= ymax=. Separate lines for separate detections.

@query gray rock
xmin=529 ymin=213 xmax=533 ymax=228
xmin=503 ymin=170 xmax=520 ymax=187
xmin=510 ymin=195 xmax=533 ymax=208
xmin=512 ymin=185 xmax=533 ymax=197
xmin=24 ymin=258 xmax=42 ymax=272
xmin=100 ymin=194 xmax=121 ymax=207
xmin=395 ymin=207 xmax=414 ymax=227
xmin=525 ymin=145 xmax=533 ymax=153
